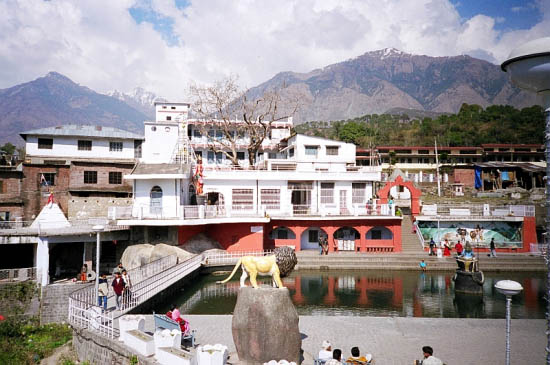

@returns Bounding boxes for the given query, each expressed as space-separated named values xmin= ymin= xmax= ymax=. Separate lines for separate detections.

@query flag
xmin=47 ymin=192 xmax=54 ymax=208
xmin=40 ymin=174 xmax=48 ymax=187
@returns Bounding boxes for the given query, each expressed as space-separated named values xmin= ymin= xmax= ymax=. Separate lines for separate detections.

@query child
xmin=419 ymin=260 xmax=427 ymax=272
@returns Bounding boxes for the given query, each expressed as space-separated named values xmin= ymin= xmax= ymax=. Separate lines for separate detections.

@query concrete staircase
xmin=401 ymin=214 xmax=424 ymax=253
xmin=294 ymin=251 xmax=547 ymax=271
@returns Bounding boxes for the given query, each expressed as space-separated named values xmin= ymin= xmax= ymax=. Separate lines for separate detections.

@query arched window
xmin=150 ymin=186 xmax=163 ymax=215
xmin=366 ymin=226 xmax=393 ymax=240
xmin=269 ymin=227 xmax=296 ymax=240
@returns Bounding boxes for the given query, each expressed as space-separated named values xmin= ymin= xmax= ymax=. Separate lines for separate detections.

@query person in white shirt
xmin=421 ymin=346 xmax=443 ymax=365
xmin=325 ymin=349 xmax=343 ymax=365
xmin=318 ymin=340 xmax=333 ymax=360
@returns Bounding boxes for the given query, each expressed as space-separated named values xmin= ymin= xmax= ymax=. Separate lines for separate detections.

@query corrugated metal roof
xmin=474 ymin=162 xmax=545 ymax=173
xmin=20 ymin=124 xmax=144 ymax=140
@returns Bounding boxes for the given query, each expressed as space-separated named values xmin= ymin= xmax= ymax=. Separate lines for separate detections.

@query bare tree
xmin=189 ymin=75 xmax=302 ymax=167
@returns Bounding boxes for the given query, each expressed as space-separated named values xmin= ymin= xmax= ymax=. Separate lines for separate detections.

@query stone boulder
xmin=232 ymin=287 xmax=301 ymax=364
xmin=150 ymin=243 xmax=194 ymax=263
xmin=121 ymin=244 xmax=154 ymax=270
xmin=181 ymin=233 xmax=223 ymax=254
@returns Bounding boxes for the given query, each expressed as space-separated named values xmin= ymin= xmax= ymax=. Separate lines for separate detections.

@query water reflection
xmin=158 ymin=270 xmax=546 ymax=319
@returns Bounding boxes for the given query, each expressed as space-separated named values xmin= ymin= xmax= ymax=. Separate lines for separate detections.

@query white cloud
xmin=0 ymin=0 xmax=548 ymax=100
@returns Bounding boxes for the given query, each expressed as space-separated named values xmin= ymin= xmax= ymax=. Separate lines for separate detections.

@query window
xmin=418 ymin=150 xmax=429 ymax=154
xmin=38 ymin=138 xmax=53 ymax=149
xmin=165 ymin=127 xmax=170 ymax=132
xmin=40 ymin=173 xmax=56 ymax=186
xmin=320 ymin=182 xmax=334 ymax=204
xmin=0 ymin=181 xmax=3 ymax=193
xmin=278 ymin=229 xmax=288 ymax=239
xmin=237 ymin=152 xmax=245 ymax=161
xmin=78 ymin=140 xmax=92 ymax=151
xmin=289 ymin=148 xmax=294 ymax=158
xmin=371 ymin=230 xmax=382 ymax=240
xmin=232 ymin=189 xmax=253 ymax=210
xmin=166 ymin=116 xmax=172 ymax=121
xmin=171 ymin=106 xmax=176 ymax=110
xmin=261 ymin=189 xmax=280 ymax=209
xmin=84 ymin=171 xmax=97 ymax=184
xmin=193 ymin=129 xmax=202 ymax=138
xmin=308 ymin=230 xmax=319 ymax=243
xmin=109 ymin=171 xmax=122 ymax=184
xmin=326 ymin=146 xmax=339 ymax=156
xmin=208 ymin=129 xmax=215 ymax=138
xmin=268 ymin=153 xmax=277 ymax=159
xmin=134 ymin=140 xmax=143 ymax=158
xmin=352 ymin=183 xmax=366 ymax=204
xmin=207 ymin=151 xmax=223 ymax=164
xmin=305 ymin=146 xmax=318 ymax=157
xmin=195 ymin=151 xmax=202 ymax=159
xmin=109 ymin=141 xmax=123 ymax=152
xmin=215 ymin=130 xmax=223 ymax=140
xmin=0 ymin=211 xmax=9 ymax=222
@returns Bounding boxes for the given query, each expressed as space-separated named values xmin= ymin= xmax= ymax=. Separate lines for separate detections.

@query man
xmin=455 ymin=241 xmax=463 ymax=256
xmin=318 ymin=340 xmax=333 ymax=361
xmin=490 ymin=238 xmax=497 ymax=258
xmin=419 ymin=260 xmax=427 ymax=272
xmin=325 ymin=349 xmax=343 ymax=365
xmin=346 ymin=346 xmax=372 ymax=364
xmin=429 ymin=238 xmax=435 ymax=256
xmin=421 ymin=346 xmax=443 ymax=365
xmin=112 ymin=262 xmax=125 ymax=276
xmin=97 ymin=273 xmax=108 ymax=311
xmin=111 ymin=271 xmax=126 ymax=310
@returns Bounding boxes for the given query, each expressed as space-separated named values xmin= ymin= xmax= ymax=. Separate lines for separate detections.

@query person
xmin=346 ymin=346 xmax=372 ymax=364
xmin=318 ymin=340 xmax=333 ymax=361
xmin=443 ymin=239 xmax=451 ymax=257
xmin=111 ymin=271 xmax=126 ymax=310
xmin=98 ymin=273 xmax=108 ymax=311
xmin=166 ymin=304 xmax=190 ymax=334
xmin=489 ymin=238 xmax=497 ymax=258
xmin=80 ymin=263 xmax=88 ymax=282
xmin=388 ymin=196 xmax=394 ymax=215
xmin=318 ymin=236 xmax=324 ymax=256
xmin=420 ymin=346 xmax=443 ymax=365
xmin=463 ymin=242 xmax=475 ymax=259
xmin=322 ymin=237 xmax=329 ymax=255
xmin=325 ymin=349 xmax=343 ymax=365
xmin=455 ymin=241 xmax=463 ymax=256
xmin=419 ymin=260 xmax=427 ymax=272
xmin=112 ymin=262 xmax=125 ymax=276
xmin=429 ymin=238 xmax=435 ymax=256
xmin=121 ymin=269 xmax=132 ymax=306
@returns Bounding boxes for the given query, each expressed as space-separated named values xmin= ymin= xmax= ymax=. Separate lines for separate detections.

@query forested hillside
xmin=294 ymin=104 xmax=545 ymax=147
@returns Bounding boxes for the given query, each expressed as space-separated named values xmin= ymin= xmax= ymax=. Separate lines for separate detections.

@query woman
xmin=79 ymin=264 xmax=88 ymax=282
xmin=443 ymin=239 xmax=451 ymax=257
xmin=166 ymin=304 xmax=190 ymax=334
xmin=121 ymin=269 xmax=132 ymax=307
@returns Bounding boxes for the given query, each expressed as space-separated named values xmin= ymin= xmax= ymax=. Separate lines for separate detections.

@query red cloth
xmin=166 ymin=311 xmax=189 ymax=334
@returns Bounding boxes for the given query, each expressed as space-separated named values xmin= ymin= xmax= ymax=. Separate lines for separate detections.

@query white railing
xmin=421 ymin=204 xmax=536 ymax=218
xmin=204 ymin=250 xmax=273 ymax=266
xmin=530 ymin=243 xmax=548 ymax=256
xmin=0 ymin=267 xmax=37 ymax=282
xmin=0 ymin=219 xmax=127 ymax=233
xmin=126 ymin=255 xmax=178 ymax=284
xmin=68 ymin=284 xmax=117 ymax=338
xmin=415 ymin=222 xmax=426 ymax=248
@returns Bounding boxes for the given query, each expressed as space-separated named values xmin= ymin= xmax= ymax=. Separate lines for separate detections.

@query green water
xmin=156 ymin=270 xmax=546 ymax=319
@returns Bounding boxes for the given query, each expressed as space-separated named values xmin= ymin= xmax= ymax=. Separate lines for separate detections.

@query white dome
xmin=501 ymin=37 xmax=550 ymax=92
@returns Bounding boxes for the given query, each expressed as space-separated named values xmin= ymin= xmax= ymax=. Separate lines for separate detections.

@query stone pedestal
xmin=232 ymin=287 xmax=301 ymax=364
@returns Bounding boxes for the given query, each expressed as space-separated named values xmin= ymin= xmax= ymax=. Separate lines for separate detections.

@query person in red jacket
xmin=111 ymin=271 xmax=126 ymax=310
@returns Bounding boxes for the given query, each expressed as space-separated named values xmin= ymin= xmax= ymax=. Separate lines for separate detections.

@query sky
xmin=0 ymin=0 xmax=548 ymax=100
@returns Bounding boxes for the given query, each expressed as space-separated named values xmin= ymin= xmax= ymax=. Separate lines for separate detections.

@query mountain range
xmin=249 ymin=48 xmax=538 ymax=122
xmin=0 ymin=49 xmax=540 ymax=143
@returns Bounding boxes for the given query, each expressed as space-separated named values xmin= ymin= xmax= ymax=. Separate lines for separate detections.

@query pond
xmin=157 ymin=270 xmax=546 ymax=319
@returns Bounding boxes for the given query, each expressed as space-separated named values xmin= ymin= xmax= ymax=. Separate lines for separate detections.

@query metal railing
xmin=0 ymin=218 xmax=128 ymax=233
xmin=0 ymin=267 xmax=37 ymax=282
xmin=421 ymin=204 xmax=535 ymax=218
xmin=204 ymin=250 xmax=273 ymax=266
xmin=530 ymin=243 xmax=548 ymax=256
xmin=125 ymin=254 xmax=178 ymax=285
xmin=414 ymin=222 xmax=426 ymax=248
xmin=68 ymin=284 xmax=117 ymax=338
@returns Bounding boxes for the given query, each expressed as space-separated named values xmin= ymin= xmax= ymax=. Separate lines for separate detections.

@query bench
xmin=153 ymin=313 xmax=196 ymax=348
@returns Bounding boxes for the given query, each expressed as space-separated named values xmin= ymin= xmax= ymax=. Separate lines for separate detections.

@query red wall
xmin=522 ymin=216 xmax=537 ymax=253
xmin=178 ymin=223 xmax=266 ymax=252
xmin=177 ymin=225 xmax=206 ymax=246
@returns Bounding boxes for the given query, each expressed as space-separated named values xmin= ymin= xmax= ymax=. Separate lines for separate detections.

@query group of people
xmin=166 ymin=304 xmax=191 ymax=335
xmin=428 ymin=236 xmax=497 ymax=258
xmin=318 ymin=341 xmax=373 ymax=364
xmin=318 ymin=341 xmax=443 ymax=364
xmin=97 ymin=262 xmax=132 ymax=311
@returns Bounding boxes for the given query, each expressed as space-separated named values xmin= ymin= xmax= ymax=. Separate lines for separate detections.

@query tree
xmin=190 ymin=76 xmax=302 ymax=167
xmin=0 ymin=143 xmax=16 ymax=155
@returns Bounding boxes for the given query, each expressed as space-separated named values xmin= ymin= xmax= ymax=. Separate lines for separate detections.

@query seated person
xmin=462 ymin=242 xmax=475 ymax=258
xmin=166 ymin=304 xmax=190 ymax=335
xmin=346 ymin=346 xmax=372 ymax=364
xmin=318 ymin=340 xmax=333 ymax=360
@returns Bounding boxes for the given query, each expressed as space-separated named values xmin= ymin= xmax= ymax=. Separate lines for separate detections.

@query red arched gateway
xmin=378 ymin=176 xmax=422 ymax=215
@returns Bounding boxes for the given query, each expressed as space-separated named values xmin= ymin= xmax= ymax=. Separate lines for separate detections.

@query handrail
xmin=414 ymin=221 xmax=425 ymax=248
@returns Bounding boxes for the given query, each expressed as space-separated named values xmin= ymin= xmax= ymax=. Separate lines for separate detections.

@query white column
xmin=36 ymin=237 xmax=49 ymax=286
xmin=419 ymin=170 xmax=423 ymax=182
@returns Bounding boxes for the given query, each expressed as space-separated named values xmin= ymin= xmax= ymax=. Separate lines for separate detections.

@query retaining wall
xmin=41 ymin=282 xmax=85 ymax=324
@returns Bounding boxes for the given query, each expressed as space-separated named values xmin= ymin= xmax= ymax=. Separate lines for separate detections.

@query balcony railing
xmin=0 ymin=267 xmax=37 ymax=282
xmin=116 ymin=203 xmax=397 ymax=221
xmin=0 ymin=218 xmax=128 ymax=233
xmin=420 ymin=204 xmax=535 ymax=218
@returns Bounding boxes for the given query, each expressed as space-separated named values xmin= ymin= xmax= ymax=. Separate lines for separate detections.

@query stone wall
xmin=0 ymin=281 xmax=40 ymax=317
xmin=40 ymin=283 xmax=84 ymax=324
xmin=69 ymin=161 xmax=134 ymax=190
xmin=73 ymin=328 xmax=155 ymax=365
xmin=68 ymin=196 xmax=133 ymax=220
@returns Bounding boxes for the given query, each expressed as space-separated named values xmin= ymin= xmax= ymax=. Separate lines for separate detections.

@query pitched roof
xmin=20 ymin=124 xmax=144 ymax=141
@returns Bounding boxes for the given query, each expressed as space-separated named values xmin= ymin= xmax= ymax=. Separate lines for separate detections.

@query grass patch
xmin=0 ymin=316 xmax=72 ymax=364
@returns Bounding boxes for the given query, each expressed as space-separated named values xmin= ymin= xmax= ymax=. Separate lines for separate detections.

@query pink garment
xmin=171 ymin=308 xmax=181 ymax=321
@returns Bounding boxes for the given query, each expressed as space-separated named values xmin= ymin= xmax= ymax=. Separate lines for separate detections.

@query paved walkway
xmin=142 ymin=315 xmax=545 ymax=364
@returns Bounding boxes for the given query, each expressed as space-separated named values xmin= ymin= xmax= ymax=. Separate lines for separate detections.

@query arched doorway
xmin=334 ymin=226 xmax=360 ymax=251
xmin=366 ymin=226 xmax=394 ymax=240
xmin=300 ymin=227 xmax=328 ymax=250
xmin=150 ymin=186 xmax=163 ymax=215
xmin=378 ymin=176 xmax=421 ymax=215
xmin=269 ymin=226 xmax=296 ymax=240
xmin=188 ymin=184 xmax=197 ymax=205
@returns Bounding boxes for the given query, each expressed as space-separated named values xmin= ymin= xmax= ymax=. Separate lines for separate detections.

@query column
xmin=36 ymin=237 xmax=49 ymax=286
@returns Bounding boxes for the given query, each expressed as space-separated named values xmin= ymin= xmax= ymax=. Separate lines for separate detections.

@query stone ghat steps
xmin=294 ymin=255 xmax=547 ymax=271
